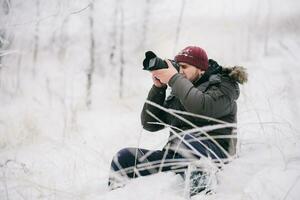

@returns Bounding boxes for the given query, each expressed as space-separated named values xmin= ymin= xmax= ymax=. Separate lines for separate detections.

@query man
xmin=108 ymin=46 xmax=247 ymax=193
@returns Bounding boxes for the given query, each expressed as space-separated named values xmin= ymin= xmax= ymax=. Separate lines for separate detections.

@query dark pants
xmin=108 ymin=134 xmax=227 ymax=188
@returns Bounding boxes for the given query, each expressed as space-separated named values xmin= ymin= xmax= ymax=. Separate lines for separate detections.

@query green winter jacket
xmin=141 ymin=59 xmax=247 ymax=156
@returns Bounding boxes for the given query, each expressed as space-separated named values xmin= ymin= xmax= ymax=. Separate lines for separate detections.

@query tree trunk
xmin=109 ymin=0 xmax=118 ymax=66
xmin=32 ymin=0 xmax=40 ymax=77
xmin=0 ymin=0 xmax=11 ymax=65
xmin=119 ymin=5 xmax=124 ymax=99
xmin=86 ymin=0 xmax=95 ymax=108
xmin=140 ymin=0 xmax=150 ymax=50
xmin=173 ymin=0 xmax=186 ymax=54
xmin=264 ymin=0 xmax=271 ymax=56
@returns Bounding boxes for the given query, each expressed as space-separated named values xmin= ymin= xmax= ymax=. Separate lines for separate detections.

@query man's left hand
xmin=151 ymin=59 xmax=178 ymax=84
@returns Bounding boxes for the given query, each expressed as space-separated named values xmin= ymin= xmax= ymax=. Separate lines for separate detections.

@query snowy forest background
xmin=1 ymin=0 xmax=300 ymax=199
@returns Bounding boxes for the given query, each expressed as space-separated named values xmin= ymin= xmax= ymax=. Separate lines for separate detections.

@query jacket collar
xmin=194 ymin=59 xmax=222 ymax=87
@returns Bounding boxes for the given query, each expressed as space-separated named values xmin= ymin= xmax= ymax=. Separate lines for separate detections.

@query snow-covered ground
xmin=1 ymin=0 xmax=300 ymax=199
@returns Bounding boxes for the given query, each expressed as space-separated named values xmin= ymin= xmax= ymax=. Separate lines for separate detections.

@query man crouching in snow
xmin=108 ymin=46 xmax=248 ymax=195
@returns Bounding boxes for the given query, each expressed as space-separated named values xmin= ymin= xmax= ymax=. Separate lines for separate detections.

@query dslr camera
xmin=142 ymin=51 xmax=180 ymax=72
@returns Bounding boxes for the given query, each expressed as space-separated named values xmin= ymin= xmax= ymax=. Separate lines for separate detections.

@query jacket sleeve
xmin=168 ymin=74 xmax=232 ymax=118
xmin=140 ymin=85 xmax=167 ymax=132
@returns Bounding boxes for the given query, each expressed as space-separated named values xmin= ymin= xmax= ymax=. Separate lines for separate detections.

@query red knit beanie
xmin=174 ymin=46 xmax=208 ymax=71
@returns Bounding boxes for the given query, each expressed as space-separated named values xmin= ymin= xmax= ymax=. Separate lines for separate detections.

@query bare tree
xmin=140 ymin=0 xmax=151 ymax=50
xmin=119 ymin=5 xmax=125 ymax=99
xmin=1 ymin=0 xmax=10 ymax=14
xmin=57 ymin=2 xmax=91 ymax=62
xmin=109 ymin=0 xmax=118 ymax=66
xmin=264 ymin=0 xmax=271 ymax=56
xmin=0 ymin=0 xmax=11 ymax=65
xmin=245 ymin=1 xmax=260 ymax=61
xmin=32 ymin=0 xmax=40 ymax=77
xmin=173 ymin=0 xmax=186 ymax=54
xmin=86 ymin=0 xmax=95 ymax=108
xmin=0 ymin=0 xmax=11 ymax=92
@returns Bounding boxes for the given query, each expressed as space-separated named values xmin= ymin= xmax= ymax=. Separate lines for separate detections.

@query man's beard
xmin=181 ymin=72 xmax=202 ymax=82
xmin=192 ymin=73 xmax=202 ymax=83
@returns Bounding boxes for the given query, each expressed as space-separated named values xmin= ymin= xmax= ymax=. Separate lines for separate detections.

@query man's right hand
xmin=152 ymin=74 xmax=167 ymax=88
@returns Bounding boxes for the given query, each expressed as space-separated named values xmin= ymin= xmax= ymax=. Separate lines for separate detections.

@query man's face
xmin=178 ymin=62 xmax=203 ymax=81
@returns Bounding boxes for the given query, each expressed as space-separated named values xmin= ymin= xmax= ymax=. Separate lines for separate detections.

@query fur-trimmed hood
xmin=222 ymin=66 xmax=248 ymax=84
xmin=205 ymin=59 xmax=248 ymax=101
xmin=219 ymin=65 xmax=247 ymax=101
xmin=208 ymin=59 xmax=248 ymax=85
xmin=193 ymin=59 xmax=247 ymax=101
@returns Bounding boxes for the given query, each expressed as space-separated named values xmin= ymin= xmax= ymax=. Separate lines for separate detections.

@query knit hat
xmin=174 ymin=46 xmax=208 ymax=71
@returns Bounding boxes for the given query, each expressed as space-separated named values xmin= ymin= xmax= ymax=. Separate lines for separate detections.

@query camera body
xmin=143 ymin=51 xmax=180 ymax=72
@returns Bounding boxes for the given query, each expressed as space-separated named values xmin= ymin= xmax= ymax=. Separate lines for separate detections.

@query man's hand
xmin=151 ymin=60 xmax=178 ymax=85
xmin=152 ymin=74 xmax=166 ymax=88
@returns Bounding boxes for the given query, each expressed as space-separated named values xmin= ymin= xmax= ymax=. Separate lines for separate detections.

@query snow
xmin=1 ymin=0 xmax=300 ymax=199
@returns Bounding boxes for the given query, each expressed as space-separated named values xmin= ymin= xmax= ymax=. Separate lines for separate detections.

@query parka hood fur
xmin=221 ymin=66 xmax=247 ymax=101
xmin=196 ymin=59 xmax=247 ymax=100
xmin=207 ymin=59 xmax=248 ymax=85
xmin=206 ymin=59 xmax=247 ymax=101
xmin=222 ymin=66 xmax=248 ymax=84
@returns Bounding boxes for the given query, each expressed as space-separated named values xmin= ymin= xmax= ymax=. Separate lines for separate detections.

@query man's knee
xmin=111 ymin=148 xmax=137 ymax=170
